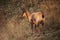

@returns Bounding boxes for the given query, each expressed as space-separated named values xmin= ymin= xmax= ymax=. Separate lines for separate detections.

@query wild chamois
xmin=22 ymin=9 xmax=45 ymax=33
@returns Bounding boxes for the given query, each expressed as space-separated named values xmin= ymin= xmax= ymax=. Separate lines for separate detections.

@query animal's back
xmin=25 ymin=12 xmax=45 ymax=25
xmin=28 ymin=12 xmax=43 ymax=25
xmin=32 ymin=12 xmax=43 ymax=22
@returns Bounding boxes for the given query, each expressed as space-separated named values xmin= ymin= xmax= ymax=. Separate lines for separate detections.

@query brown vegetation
xmin=0 ymin=0 xmax=60 ymax=40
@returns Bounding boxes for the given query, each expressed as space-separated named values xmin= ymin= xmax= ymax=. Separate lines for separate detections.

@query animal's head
xmin=22 ymin=8 xmax=31 ymax=18
xmin=22 ymin=12 xmax=27 ymax=18
xmin=21 ymin=8 xmax=27 ymax=18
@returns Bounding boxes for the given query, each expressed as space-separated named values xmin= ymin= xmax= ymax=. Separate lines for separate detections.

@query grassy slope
xmin=0 ymin=0 xmax=60 ymax=40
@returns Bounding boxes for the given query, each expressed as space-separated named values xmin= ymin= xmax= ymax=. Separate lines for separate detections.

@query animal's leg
xmin=40 ymin=20 xmax=44 ymax=31
xmin=30 ymin=17 xmax=34 ymax=33
xmin=30 ymin=22 xmax=33 ymax=33
xmin=42 ymin=22 xmax=44 ymax=31
xmin=37 ymin=23 xmax=40 ymax=33
xmin=34 ymin=24 xmax=37 ymax=33
xmin=41 ymin=21 xmax=45 ymax=34
xmin=34 ymin=22 xmax=40 ymax=33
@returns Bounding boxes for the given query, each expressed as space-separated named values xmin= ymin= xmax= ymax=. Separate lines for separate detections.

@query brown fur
xmin=22 ymin=10 xmax=45 ymax=33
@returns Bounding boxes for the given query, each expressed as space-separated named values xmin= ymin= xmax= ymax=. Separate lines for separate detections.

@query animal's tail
xmin=40 ymin=10 xmax=45 ymax=18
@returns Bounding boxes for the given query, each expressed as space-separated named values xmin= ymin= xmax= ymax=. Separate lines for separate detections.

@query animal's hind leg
xmin=41 ymin=20 xmax=45 ymax=34
xmin=34 ymin=23 xmax=40 ymax=33
xmin=37 ymin=23 xmax=40 ymax=33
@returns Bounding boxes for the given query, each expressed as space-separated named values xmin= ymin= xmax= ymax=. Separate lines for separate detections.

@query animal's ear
xmin=21 ymin=8 xmax=26 ymax=13
xmin=21 ymin=8 xmax=26 ymax=17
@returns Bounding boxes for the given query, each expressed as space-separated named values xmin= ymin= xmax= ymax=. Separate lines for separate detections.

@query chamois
xmin=22 ymin=9 xmax=45 ymax=33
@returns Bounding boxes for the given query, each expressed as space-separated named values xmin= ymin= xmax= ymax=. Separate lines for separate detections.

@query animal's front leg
xmin=30 ymin=22 xmax=33 ymax=33
xmin=34 ymin=24 xmax=37 ymax=33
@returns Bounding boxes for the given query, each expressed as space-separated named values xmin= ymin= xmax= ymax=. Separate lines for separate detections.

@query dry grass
xmin=0 ymin=0 xmax=60 ymax=40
